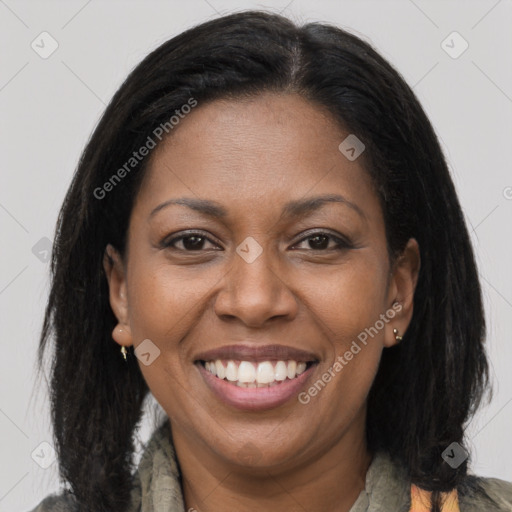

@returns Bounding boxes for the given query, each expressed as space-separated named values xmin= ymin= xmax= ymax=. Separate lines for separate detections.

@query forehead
xmin=135 ymin=92 xmax=379 ymax=223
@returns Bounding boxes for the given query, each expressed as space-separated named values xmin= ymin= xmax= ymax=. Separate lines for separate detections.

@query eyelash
xmin=161 ymin=230 xmax=353 ymax=253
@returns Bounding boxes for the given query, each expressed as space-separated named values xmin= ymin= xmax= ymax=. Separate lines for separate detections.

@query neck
xmin=172 ymin=409 xmax=372 ymax=512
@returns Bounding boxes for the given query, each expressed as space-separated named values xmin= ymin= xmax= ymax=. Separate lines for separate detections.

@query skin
xmin=104 ymin=92 xmax=420 ymax=512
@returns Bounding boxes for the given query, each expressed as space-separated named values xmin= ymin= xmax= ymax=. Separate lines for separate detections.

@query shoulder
xmin=458 ymin=474 xmax=512 ymax=511
xmin=27 ymin=493 xmax=78 ymax=512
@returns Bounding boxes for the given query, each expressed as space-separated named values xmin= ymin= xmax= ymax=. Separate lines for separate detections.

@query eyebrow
xmin=149 ymin=194 xmax=366 ymax=221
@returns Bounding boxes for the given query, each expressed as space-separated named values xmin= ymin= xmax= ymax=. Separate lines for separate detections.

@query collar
xmin=348 ymin=450 xmax=411 ymax=512
xmin=130 ymin=419 xmax=185 ymax=511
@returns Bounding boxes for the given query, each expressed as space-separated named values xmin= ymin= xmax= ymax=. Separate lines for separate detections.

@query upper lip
xmin=194 ymin=344 xmax=319 ymax=363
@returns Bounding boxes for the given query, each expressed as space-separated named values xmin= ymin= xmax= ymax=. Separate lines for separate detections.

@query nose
xmin=214 ymin=245 xmax=298 ymax=327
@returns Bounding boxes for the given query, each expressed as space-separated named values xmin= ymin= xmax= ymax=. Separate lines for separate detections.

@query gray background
xmin=0 ymin=0 xmax=511 ymax=510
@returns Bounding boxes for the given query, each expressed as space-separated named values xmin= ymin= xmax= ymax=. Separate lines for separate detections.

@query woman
xmin=30 ymin=10 xmax=512 ymax=512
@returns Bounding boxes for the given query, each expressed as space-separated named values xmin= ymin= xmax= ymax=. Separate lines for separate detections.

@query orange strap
xmin=410 ymin=484 xmax=460 ymax=512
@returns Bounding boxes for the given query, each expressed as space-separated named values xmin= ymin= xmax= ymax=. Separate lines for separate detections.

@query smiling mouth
xmin=198 ymin=359 xmax=316 ymax=388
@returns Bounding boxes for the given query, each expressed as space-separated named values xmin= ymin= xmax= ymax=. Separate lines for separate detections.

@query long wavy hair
xmin=37 ymin=10 xmax=495 ymax=511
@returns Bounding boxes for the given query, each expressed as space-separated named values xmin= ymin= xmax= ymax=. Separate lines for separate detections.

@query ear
xmin=103 ymin=244 xmax=133 ymax=347
xmin=384 ymin=238 xmax=421 ymax=348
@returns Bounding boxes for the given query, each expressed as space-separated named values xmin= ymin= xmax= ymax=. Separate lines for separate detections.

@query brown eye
xmin=162 ymin=231 xmax=220 ymax=252
xmin=292 ymin=231 xmax=352 ymax=251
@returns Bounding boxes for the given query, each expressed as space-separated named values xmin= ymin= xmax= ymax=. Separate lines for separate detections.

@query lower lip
xmin=197 ymin=363 xmax=316 ymax=411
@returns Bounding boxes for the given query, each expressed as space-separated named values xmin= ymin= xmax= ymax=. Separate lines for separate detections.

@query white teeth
xmin=274 ymin=361 xmax=287 ymax=381
xmin=225 ymin=361 xmax=238 ymax=381
xmin=238 ymin=361 xmax=256 ymax=383
xmin=215 ymin=360 xmax=225 ymax=379
xmin=256 ymin=361 xmax=275 ymax=384
xmin=207 ymin=361 xmax=217 ymax=376
xmin=203 ymin=359 xmax=312 ymax=385
xmin=287 ymin=360 xmax=297 ymax=379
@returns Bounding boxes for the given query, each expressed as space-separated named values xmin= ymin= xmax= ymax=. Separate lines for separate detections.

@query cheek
xmin=298 ymin=257 xmax=388 ymax=401
xmin=126 ymin=262 xmax=217 ymax=343
xmin=125 ymin=265 xmax=207 ymax=427
xmin=299 ymin=256 xmax=389 ymax=345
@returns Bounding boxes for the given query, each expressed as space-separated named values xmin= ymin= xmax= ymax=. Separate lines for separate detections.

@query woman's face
xmin=106 ymin=92 xmax=419 ymax=472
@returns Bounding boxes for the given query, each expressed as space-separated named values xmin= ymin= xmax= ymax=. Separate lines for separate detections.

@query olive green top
xmin=29 ymin=419 xmax=512 ymax=511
